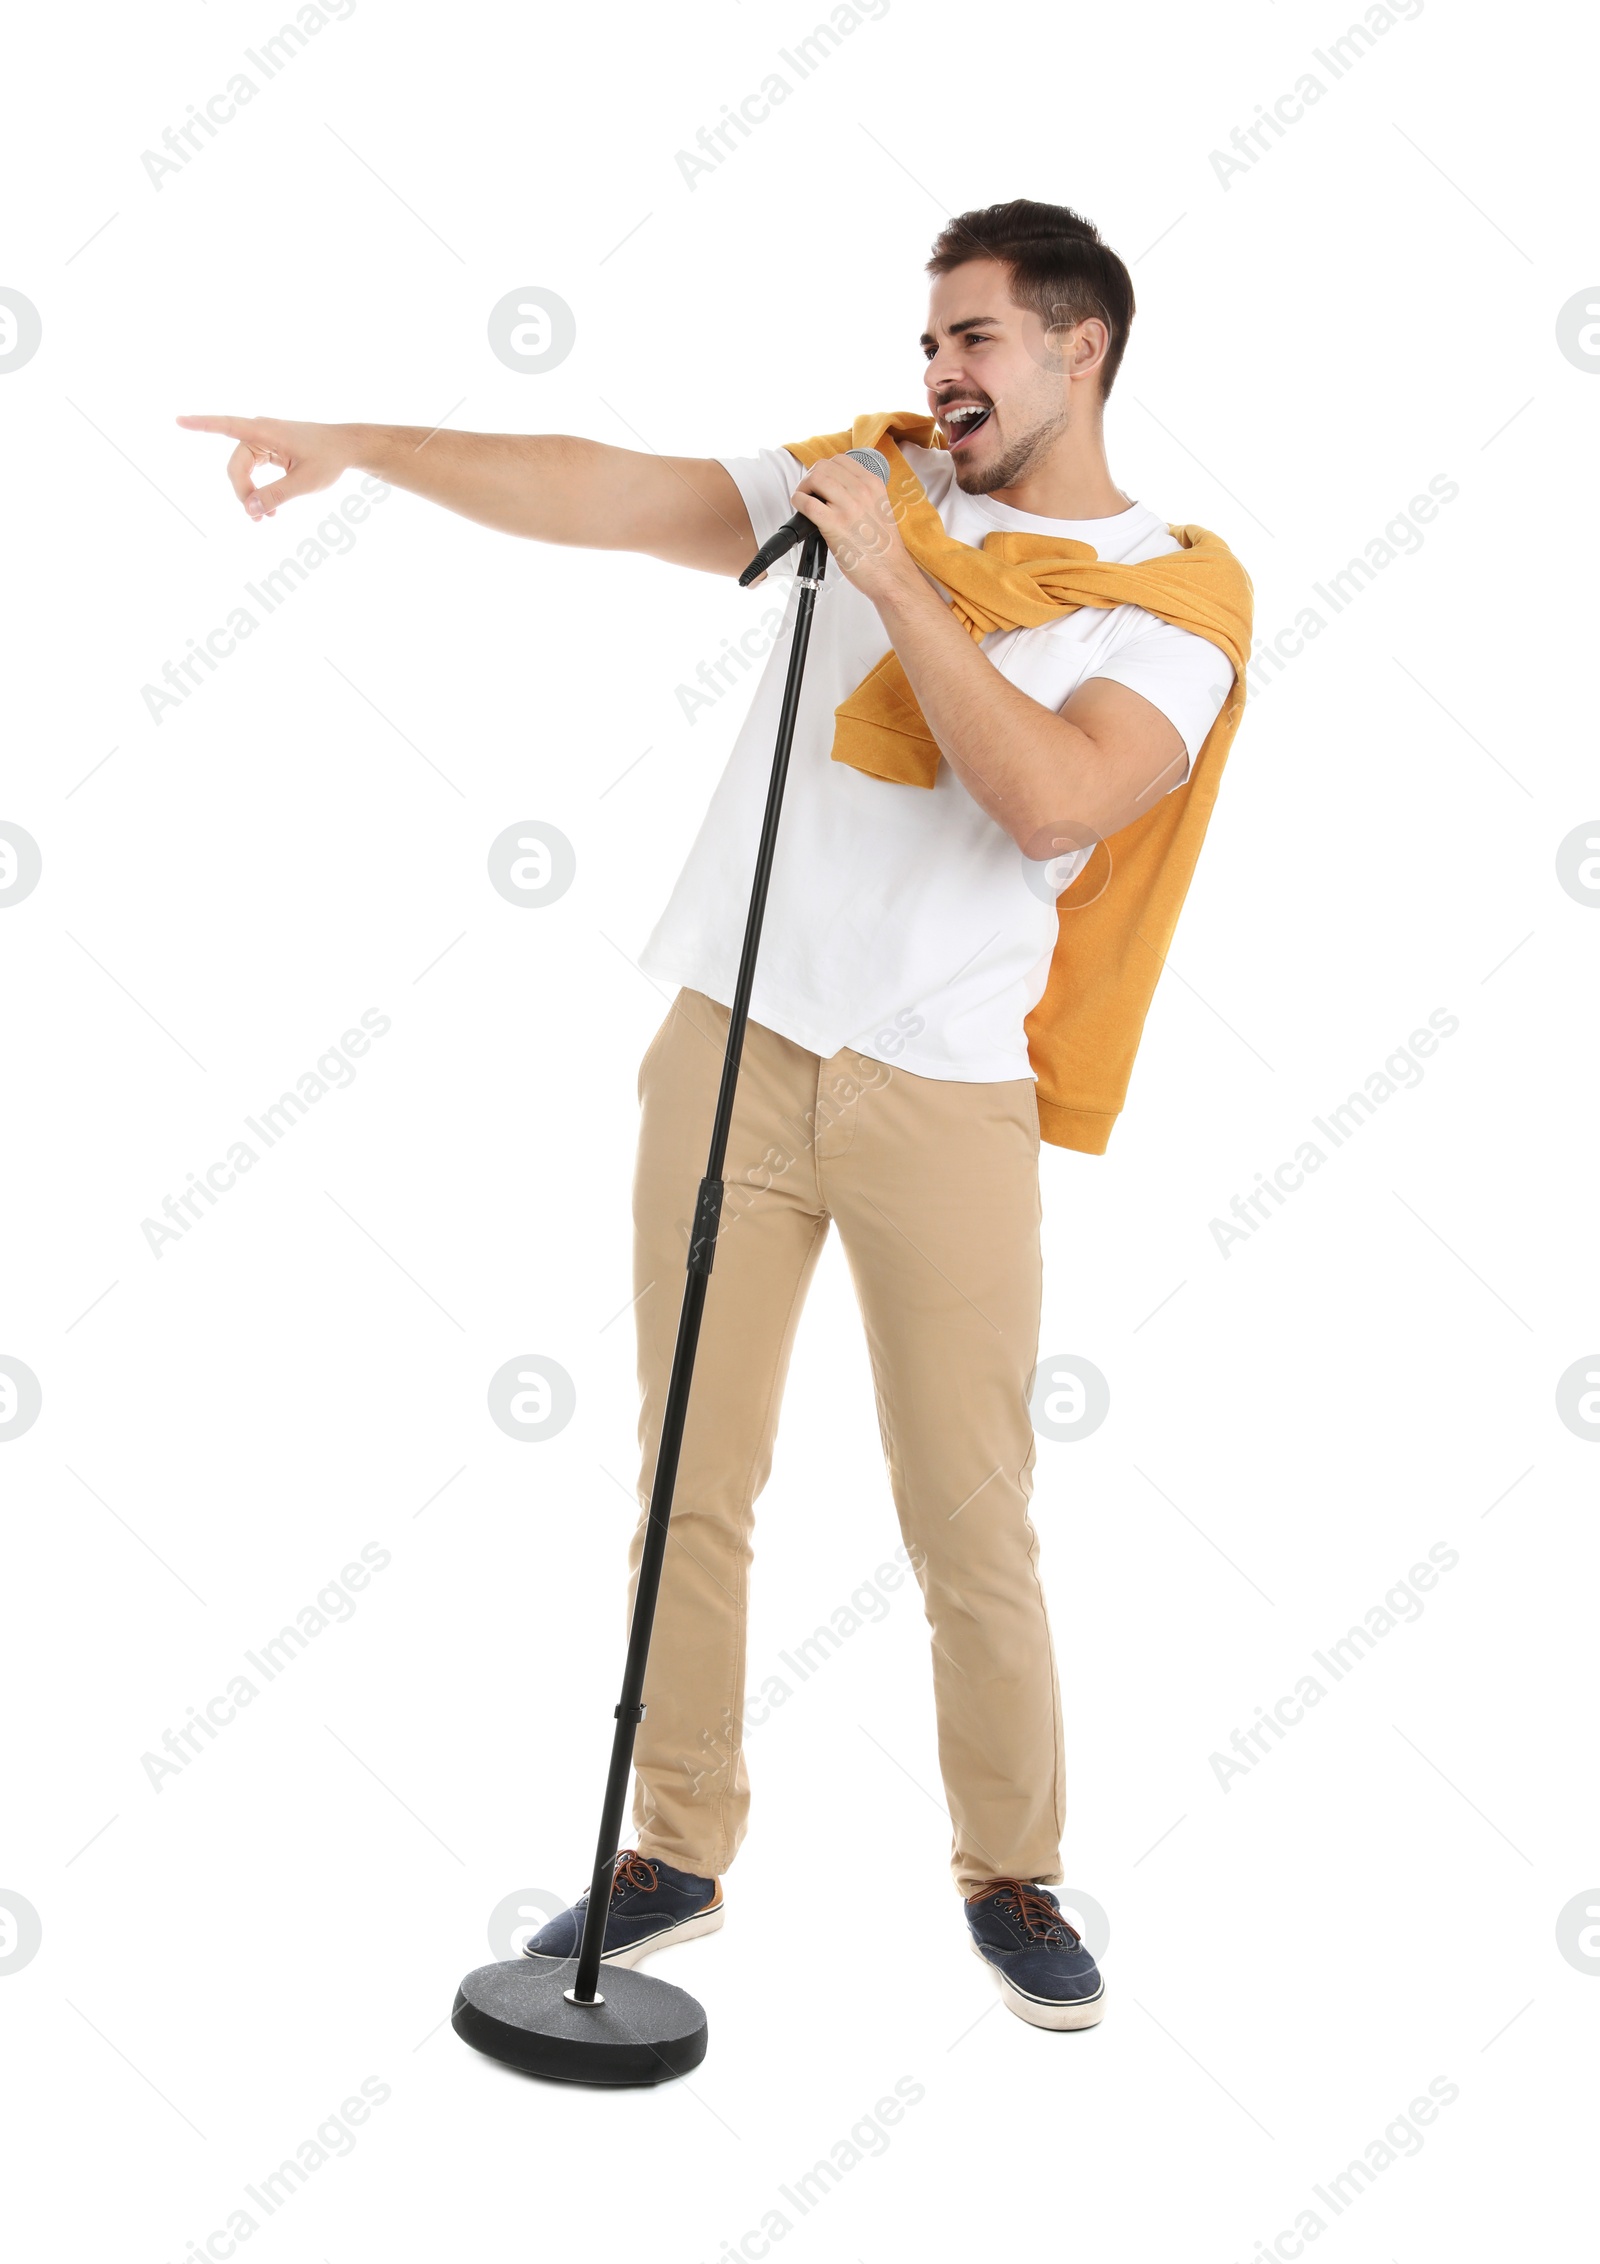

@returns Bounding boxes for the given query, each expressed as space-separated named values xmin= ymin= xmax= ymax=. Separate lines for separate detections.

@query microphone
xmin=737 ymin=448 xmax=890 ymax=587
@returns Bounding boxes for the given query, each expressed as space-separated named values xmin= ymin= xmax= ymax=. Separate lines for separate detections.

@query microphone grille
xmin=843 ymin=447 xmax=890 ymax=484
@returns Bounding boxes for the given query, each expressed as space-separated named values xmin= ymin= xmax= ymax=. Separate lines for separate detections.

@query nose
xmin=923 ymin=335 xmax=967 ymax=402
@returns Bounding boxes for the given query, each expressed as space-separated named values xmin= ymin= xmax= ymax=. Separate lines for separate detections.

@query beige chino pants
xmin=627 ymin=987 xmax=1066 ymax=1897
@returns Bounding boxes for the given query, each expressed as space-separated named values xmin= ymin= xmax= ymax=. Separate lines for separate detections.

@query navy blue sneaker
xmin=964 ymin=1879 xmax=1106 ymax=2030
xmin=522 ymin=1849 xmax=723 ymax=1970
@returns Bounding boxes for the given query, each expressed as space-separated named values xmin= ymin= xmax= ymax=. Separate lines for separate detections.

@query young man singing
xmin=182 ymin=199 xmax=1252 ymax=2032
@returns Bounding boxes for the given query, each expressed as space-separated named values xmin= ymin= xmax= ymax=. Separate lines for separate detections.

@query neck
xmin=986 ymin=401 xmax=1132 ymax=520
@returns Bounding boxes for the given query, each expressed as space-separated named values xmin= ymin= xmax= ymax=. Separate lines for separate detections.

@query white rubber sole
xmin=524 ymin=1900 xmax=725 ymax=1971
xmin=970 ymin=1939 xmax=1107 ymax=2030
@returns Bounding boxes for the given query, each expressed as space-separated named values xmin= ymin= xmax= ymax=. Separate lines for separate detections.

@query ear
xmin=1066 ymin=316 xmax=1111 ymax=385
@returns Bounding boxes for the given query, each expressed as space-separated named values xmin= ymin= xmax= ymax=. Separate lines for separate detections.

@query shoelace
xmin=969 ymin=1878 xmax=1082 ymax=1947
xmin=572 ymin=1849 xmax=660 ymax=1910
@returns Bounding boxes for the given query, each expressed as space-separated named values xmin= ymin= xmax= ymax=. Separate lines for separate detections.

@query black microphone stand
xmin=452 ymin=523 xmax=831 ymax=2085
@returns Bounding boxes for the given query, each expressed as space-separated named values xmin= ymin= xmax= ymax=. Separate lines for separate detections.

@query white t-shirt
xmin=638 ymin=443 xmax=1234 ymax=1082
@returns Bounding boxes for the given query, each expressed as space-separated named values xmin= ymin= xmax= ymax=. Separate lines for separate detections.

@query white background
xmin=2 ymin=0 xmax=1596 ymax=2256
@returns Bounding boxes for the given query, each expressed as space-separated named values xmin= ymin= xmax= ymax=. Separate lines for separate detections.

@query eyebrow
xmin=918 ymin=314 xmax=1002 ymax=348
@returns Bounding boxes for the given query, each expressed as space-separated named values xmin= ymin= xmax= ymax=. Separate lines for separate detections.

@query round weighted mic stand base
xmin=451 ymin=1957 xmax=707 ymax=2087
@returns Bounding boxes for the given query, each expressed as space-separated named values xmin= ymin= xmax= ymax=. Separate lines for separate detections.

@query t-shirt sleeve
xmin=1084 ymin=608 xmax=1236 ymax=776
xmin=715 ymin=447 xmax=805 ymax=565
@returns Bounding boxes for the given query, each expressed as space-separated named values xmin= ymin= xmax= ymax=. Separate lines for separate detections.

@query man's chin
xmin=950 ymin=443 xmax=999 ymax=494
xmin=950 ymin=431 xmax=1036 ymax=497
xmin=952 ymin=451 xmax=1013 ymax=497
xmin=949 ymin=410 xmax=1067 ymax=498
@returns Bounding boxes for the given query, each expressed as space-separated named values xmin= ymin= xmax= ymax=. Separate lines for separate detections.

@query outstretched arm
xmin=175 ymin=415 xmax=756 ymax=577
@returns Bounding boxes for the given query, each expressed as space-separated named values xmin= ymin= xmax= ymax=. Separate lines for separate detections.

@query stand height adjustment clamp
xmin=687 ymin=1176 xmax=724 ymax=1278
xmin=614 ymin=1702 xmax=647 ymax=1723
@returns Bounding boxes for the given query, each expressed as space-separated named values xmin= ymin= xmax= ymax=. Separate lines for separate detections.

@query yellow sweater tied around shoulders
xmin=782 ymin=412 xmax=1255 ymax=1155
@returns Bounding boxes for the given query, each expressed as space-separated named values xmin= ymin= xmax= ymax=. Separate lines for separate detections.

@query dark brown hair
xmin=926 ymin=200 xmax=1136 ymax=399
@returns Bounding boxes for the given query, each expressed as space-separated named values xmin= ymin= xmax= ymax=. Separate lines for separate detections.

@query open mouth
xmin=940 ymin=402 xmax=993 ymax=451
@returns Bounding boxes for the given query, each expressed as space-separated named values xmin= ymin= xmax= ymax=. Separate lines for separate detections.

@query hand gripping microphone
xmin=737 ymin=447 xmax=890 ymax=587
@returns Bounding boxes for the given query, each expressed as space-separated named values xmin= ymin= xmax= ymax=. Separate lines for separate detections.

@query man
xmin=181 ymin=200 xmax=1249 ymax=2034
